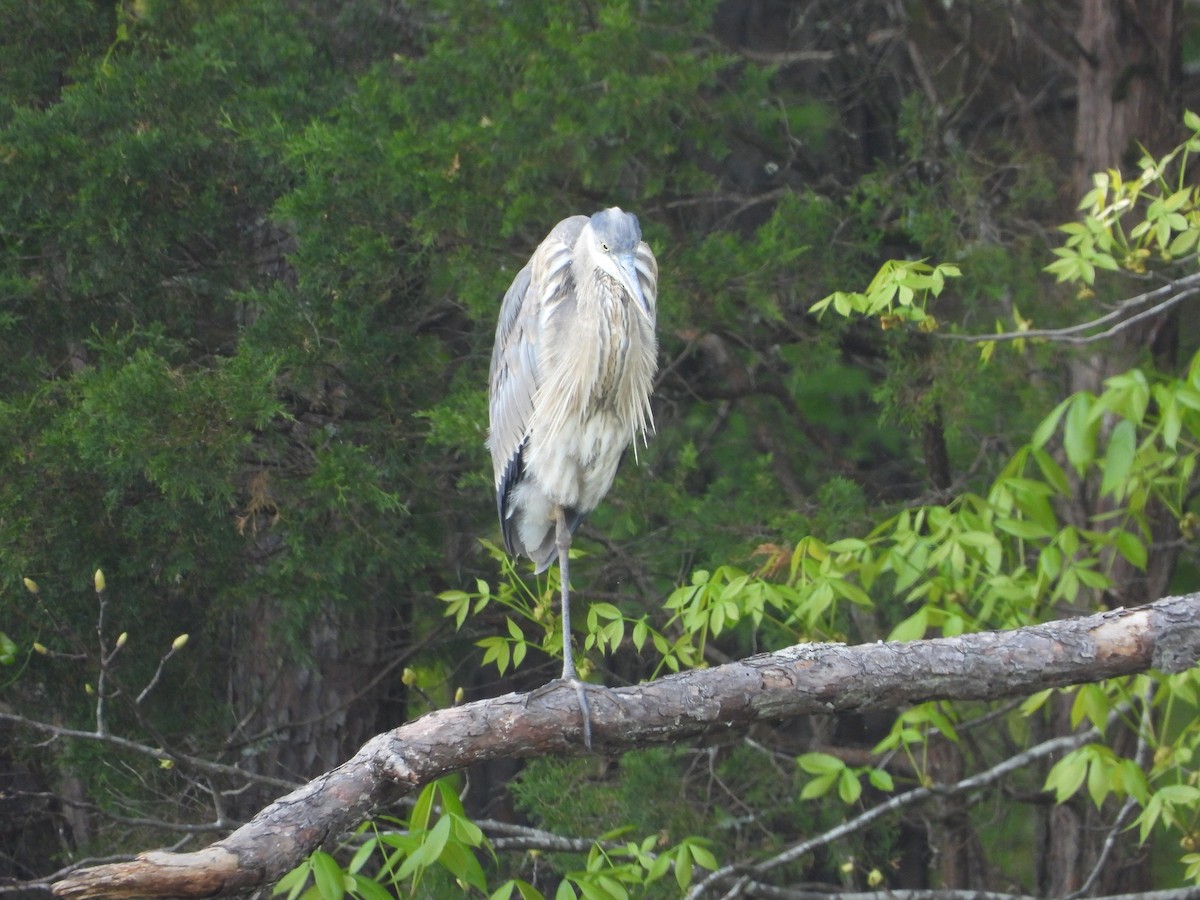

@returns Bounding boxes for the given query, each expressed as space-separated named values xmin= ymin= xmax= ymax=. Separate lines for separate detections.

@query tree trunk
xmin=1042 ymin=1 xmax=1183 ymax=894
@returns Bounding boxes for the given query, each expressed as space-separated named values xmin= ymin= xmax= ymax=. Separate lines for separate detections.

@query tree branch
xmin=50 ymin=593 xmax=1200 ymax=900
xmin=690 ymin=723 xmax=1107 ymax=899
xmin=940 ymin=271 xmax=1200 ymax=345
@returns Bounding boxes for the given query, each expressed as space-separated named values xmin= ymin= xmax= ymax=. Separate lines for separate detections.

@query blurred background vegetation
xmin=2 ymin=0 xmax=1199 ymax=896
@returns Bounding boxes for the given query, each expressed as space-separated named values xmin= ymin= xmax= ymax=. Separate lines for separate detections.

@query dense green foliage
xmin=2 ymin=0 xmax=1199 ymax=897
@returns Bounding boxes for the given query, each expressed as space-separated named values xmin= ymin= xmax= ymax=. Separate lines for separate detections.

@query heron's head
xmin=586 ymin=207 xmax=651 ymax=321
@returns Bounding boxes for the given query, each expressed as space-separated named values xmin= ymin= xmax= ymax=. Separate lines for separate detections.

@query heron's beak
xmin=616 ymin=252 xmax=652 ymax=322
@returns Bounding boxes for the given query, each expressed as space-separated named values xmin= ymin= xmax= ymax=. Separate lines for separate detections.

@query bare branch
xmin=0 ymin=714 xmax=301 ymax=792
xmin=941 ymin=271 xmax=1200 ymax=345
xmin=691 ymin=724 xmax=1105 ymax=899
xmin=49 ymin=593 xmax=1200 ymax=900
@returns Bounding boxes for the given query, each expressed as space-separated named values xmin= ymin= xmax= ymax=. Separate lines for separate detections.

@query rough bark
xmin=1074 ymin=0 xmax=1181 ymax=188
xmin=51 ymin=592 xmax=1200 ymax=900
xmin=1052 ymin=2 xmax=1184 ymax=892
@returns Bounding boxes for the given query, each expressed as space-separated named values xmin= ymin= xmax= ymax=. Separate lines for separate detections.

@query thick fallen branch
xmin=51 ymin=593 xmax=1200 ymax=900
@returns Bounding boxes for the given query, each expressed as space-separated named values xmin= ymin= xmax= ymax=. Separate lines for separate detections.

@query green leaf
xmin=1031 ymin=448 xmax=1071 ymax=495
xmin=1112 ymin=529 xmax=1148 ymax=569
xmin=994 ymin=516 xmax=1052 ymax=540
xmin=838 ymin=768 xmax=862 ymax=804
xmin=1045 ymin=749 xmax=1088 ymax=803
xmin=632 ymin=618 xmax=648 ymax=652
xmin=1038 ymin=546 xmax=1062 ymax=579
xmin=674 ymin=844 xmax=692 ymax=889
xmin=1087 ymin=751 xmax=1112 ymax=808
xmin=411 ymin=781 xmax=436 ymax=832
xmin=437 ymin=780 xmax=468 ymax=819
xmin=798 ymin=752 xmax=845 ymax=775
xmin=274 ymin=862 xmax=312 ymax=900
xmin=867 ymin=767 xmax=895 ymax=792
xmin=1070 ymin=684 xmax=1110 ymax=731
xmin=478 ymin=636 xmax=511 ymax=674
xmin=800 ymin=771 xmax=838 ymax=800
xmin=1063 ymin=394 xmax=1097 ymax=473
xmin=310 ymin=852 xmax=346 ymax=900
xmin=1168 ymin=228 xmax=1199 ymax=256
xmin=647 ymin=853 xmax=673 ymax=882
xmin=0 ymin=632 xmax=16 ymax=666
xmin=925 ymin=706 xmax=959 ymax=743
xmin=397 ymin=816 xmax=452 ymax=881
xmin=1156 ymin=784 xmax=1200 ymax=804
xmin=1162 ymin=396 xmax=1182 ymax=448
xmin=348 ymin=837 xmax=378 ymax=875
xmin=352 ymin=874 xmax=398 ymax=900
xmin=439 ymin=841 xmax=488 ymax=892
xmin=887 ymin=608 xmax=928 ymax=643
xmin=589 ymin=602 xmax=622 ymax=621
xmin=827 ymin=538 xmax=869 ymax=553
xmin=1032 ymin=398 xmax=1072 ymax=450
xmin=491 ymin=879 xmax=543 ymax=900
xmin=688 ymin=841 xmax=719 ymax=871
xmin=1099 ymin=419 xmax=1136 ymax=497
xmin=829 ymin=578 xmax=873 ymax=607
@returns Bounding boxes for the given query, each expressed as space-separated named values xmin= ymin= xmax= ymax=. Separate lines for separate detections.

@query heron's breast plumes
xmin=526 ymin=272 xmax=657 ymax=513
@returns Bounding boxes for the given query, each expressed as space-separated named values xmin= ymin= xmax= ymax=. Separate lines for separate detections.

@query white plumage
xmin=487 ymin=207 xmax=658 ymax=694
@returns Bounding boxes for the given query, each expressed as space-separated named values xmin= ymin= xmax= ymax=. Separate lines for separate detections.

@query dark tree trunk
xmin=1073 ymin=0 xmax=1182 ymax=187
xmin=1042 ymin=1 xmax=1183 ymax=894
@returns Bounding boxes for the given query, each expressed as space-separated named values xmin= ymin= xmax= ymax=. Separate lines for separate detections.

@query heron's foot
xmin=559 ymin=676 xmax=596 ymax=750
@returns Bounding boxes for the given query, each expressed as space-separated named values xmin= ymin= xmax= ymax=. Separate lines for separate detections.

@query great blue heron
xmin=487 ymin=207 xmax=658 ymax=743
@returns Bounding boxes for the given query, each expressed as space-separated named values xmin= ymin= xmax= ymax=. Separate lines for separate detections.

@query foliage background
xmin=1 ymin=0 xmax=1199 ymax=897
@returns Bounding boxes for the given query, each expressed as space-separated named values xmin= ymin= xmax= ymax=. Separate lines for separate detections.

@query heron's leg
xmin=555 ymin=506 xmax=592 ymax=748
xmin=554 ymin=505 xmax=577 ymax=680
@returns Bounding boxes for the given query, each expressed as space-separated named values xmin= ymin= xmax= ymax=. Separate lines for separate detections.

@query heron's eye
xmin=600 ymin=241 xmax=609 ymax=252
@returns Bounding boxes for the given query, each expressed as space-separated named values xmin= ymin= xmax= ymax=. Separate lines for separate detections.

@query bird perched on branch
xmin=487 ymin=207 xmax=659 ymax=745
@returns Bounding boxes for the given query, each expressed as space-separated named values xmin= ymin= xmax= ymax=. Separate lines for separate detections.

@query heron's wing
xmin=487 ymin=262 xmax=535 ymax=505
xmin=634 ymin=239 xmax=658 ymax=321
xmin=487 ymin=216 xmax=588 ymax=550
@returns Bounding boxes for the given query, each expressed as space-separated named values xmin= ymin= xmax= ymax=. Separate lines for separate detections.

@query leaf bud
xmin=116 ymin=632 xmax=128 ymax=648
xmin=33 ymin=642 xmax=47 ymax=655
xmin=94 ymin=569 xmax=106 ymax=593
xmin=171 ymin=633 xmax=189 ymax=651
xmin=23 ymin=577 xmax=39 ymax=594
xmin=867 ymin=868 xmax=884 ymax=887
xmin=401 ymin=667 xmax=416 ymax=686
xmin=85 ymin=683 xmax=95 ymax=695
xmin=453 ymin=686 xmax=465 ymax=705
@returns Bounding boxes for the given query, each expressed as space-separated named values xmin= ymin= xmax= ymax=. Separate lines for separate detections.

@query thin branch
xmin=134 ymin=642 xmax=184 ymax=706
xmin=94 ymin=584 xmax=110 ymax=736
xmin=940 ymin=271 xmax=1200 ymax=345
xmin=0 ymin=713 xmax=300 ymax=792
xmin=688 ymin=725 xmax=1103 ymax=899
xmin=734 ymin=48 xmax=836 ymax=66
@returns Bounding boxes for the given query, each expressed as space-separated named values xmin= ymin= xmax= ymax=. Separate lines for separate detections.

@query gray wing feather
xmin=634 ymin=241 xmax=658 ymax=317
xmin=487 ymin=216 xmax=588 ymax=548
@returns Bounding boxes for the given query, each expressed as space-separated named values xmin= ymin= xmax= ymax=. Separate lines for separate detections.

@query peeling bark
xmin=52 ymin=593 xmax=1200 ymax=900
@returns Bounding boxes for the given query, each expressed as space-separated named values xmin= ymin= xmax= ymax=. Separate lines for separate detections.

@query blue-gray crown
xmin=590 ymin=207 xmax=641 ymax=253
